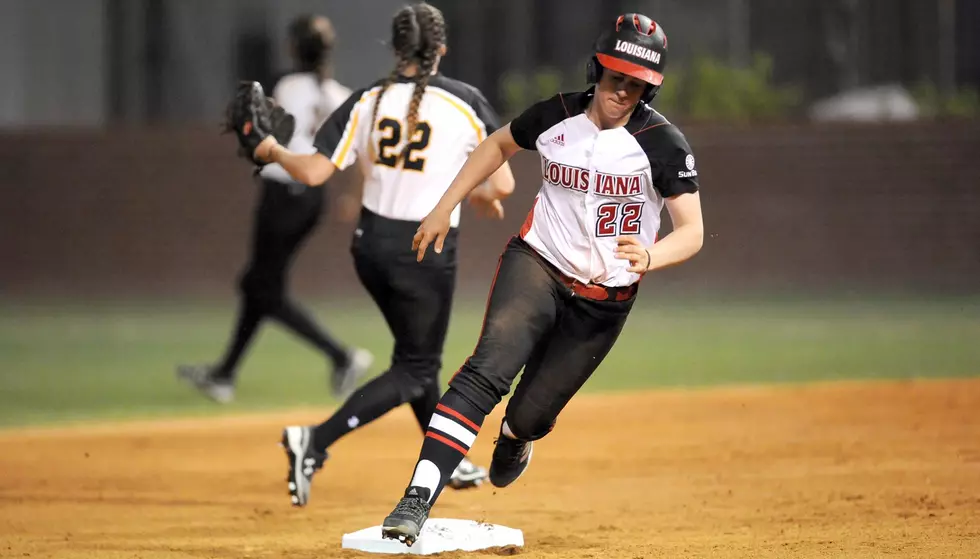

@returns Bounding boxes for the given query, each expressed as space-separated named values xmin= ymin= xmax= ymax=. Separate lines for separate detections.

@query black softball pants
xmin=449 ymin=236 xmax=637 ymax=441
xmin=349 ymin=208 xmax=459 ymax=427
xmin=214 ymin=178 xmax=347 ymax=380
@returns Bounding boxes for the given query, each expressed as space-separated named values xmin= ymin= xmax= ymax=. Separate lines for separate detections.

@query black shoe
xmin=281 ymin=426 xmax=327 ymax=507
xmin=381 ymin=486 xmax=432 ymax=547
xmin=488 ymin=422 xmax=533 ymax=488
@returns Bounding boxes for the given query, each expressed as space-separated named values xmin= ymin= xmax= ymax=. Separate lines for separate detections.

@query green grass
xmin=1 ymin=296 xmax=978 ymax=427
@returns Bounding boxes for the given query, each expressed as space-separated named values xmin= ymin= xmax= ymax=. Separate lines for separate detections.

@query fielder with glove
xmin=177 ymin=15 xmax=371 ymax=407
xmin=225 ymin=2 xmax=515 ymax=510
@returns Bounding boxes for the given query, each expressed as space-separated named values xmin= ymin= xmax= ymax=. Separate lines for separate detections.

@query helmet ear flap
xmin=642 ymin=84 xmax=659 ymax=103
xmin=585 ymin=56 xmax=602 ymax=85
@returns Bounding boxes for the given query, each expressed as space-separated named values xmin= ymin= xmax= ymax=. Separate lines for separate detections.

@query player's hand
xmin=413 ymin=208 xmax=452 ymax=262
xmin=467 ymin=187 xmax=505 ymax=220
xmin=615 ymin=236 xmax=652 ymax=274
xmin=253 ymin=136 xmax=279 ymax=163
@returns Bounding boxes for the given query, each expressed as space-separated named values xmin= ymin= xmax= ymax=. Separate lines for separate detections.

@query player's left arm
xmin=617 ymin=125 xmax=704 ymax=274
xmin=617 ymin=192 xmax=703 ymax=273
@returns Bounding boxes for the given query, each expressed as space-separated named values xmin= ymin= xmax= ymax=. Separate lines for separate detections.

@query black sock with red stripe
xmin=407 ymin=388 xmax=486 ymax=503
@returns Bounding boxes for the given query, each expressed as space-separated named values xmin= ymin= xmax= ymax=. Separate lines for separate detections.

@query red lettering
xmin=629 ymin=176 xmax=641 ymax=195
xmin=593 ymin=174 xmax=608 ymax=195
xmin=547 ymin=162 xmax=560 ymax=185
xmin=615 ymin=176 xmax=629 ymax=196
xmin=560 ymin=166 xmax=574 ymax=188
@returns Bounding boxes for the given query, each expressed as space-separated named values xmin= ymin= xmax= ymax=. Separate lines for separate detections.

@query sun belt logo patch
xmin=679 ymin=153 xmax=698 ymax=179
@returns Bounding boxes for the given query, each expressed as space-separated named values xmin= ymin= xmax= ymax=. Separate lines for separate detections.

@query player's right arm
xmin=414 ymin=94 xmax=565 ymax=261
xmin=258 ymin=145 xmax=336 ymax=187
xmin=413 ymin=124 xmax=522 ymax=260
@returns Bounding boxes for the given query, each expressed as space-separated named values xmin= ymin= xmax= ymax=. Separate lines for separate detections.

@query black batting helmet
xmin=586 ymin=13 xmax=668 ymax=103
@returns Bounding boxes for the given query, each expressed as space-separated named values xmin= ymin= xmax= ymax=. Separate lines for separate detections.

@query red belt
xmin=514 ymin=236 xmax=639 ymax=302
xmin=558 ymin=273 xmax=639 ymax=302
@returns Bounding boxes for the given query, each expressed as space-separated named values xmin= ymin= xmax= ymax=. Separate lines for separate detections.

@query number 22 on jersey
xmin=596 ymin=202 xmax=643 ymax=237
xmin=375 ymin=117 xmax=432 ymax=172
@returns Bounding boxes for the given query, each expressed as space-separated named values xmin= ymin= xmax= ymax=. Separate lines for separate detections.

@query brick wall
xmin=1 ymin=122 xmax=978 ymax=299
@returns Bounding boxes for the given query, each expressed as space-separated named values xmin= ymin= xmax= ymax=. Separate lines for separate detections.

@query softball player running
xmin=177 ymin=14 xmax=371 ymax=404
xmin=232 ymin=2 xmax=515 ymax=505
xmin=380 ymin=13 xmax=705 ymax=545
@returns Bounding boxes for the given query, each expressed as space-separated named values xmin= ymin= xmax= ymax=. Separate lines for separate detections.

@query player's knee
xmin=450 ymin=363 xmax=509 ymax=402
xmin=239 ymin=278 xmax=283 ymax=313
xmin=388 ymin=363 xmax=439 ymax=401
xmin=502 ymin=406 xmax=555 ymax=441
xmin=446 ymin=366 xmax=507 ymax=417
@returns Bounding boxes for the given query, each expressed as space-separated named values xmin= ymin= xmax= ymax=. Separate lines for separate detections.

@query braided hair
xmin=369 ymin=2 xmax=447 ymax=160
xmin=288 ymin=14 xmax=336 ymax=82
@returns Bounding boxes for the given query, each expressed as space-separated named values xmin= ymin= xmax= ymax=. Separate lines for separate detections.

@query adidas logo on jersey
xmin=549 ymin=134 xmax=565 ymax=146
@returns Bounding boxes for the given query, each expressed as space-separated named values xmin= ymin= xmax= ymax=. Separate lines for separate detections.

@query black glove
xmin=222 ymin=81 xmax=296 ymax=165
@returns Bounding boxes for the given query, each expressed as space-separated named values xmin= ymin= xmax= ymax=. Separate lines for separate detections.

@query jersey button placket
xmin=584 ymin=138 xmax=598 ymax=284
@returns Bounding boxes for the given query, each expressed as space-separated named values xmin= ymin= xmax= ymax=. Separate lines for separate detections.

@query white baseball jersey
xmin=260 ymin=73 xmax=353 ymax=184
xmin=510 ymin=90 xmax=700 ymax=287
xmin=314 ymin=74 xmax=500 ymax=227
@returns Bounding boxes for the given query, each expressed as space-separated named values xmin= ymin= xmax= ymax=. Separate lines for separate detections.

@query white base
xmin=341 ymin=518 xmax=524 ymax=555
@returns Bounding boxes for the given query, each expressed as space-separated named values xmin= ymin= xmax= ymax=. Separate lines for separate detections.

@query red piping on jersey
xmin=558 ymin=93 xmax=570 ymax=118
xmin=520 ymin=197 xmax=539 ymax=239
xmin=632 ymin=121 xmax=669 ymax=136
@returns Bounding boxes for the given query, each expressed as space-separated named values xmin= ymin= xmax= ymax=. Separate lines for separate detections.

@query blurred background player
xmin=177 ymin=14 xmax=372 ymax=404
xmin=232 ymin=2 xmax=516 ymax=505
xmin=380 ymin=13 xmax=705 ymax=545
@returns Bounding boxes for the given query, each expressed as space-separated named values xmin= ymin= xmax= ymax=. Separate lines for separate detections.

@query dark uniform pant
xmin=239 ymin=179 xmax=324 ymax=306
xmin=449 ymin=236 xmax=637 ymax=440
xmin=214 ymin=178 xmax=348 ymax=380
xmin=350 ymin=208 xmax=459 ymax=420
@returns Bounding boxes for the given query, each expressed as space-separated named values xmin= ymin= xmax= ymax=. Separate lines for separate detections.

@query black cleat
xmin=381 ymin=486 xmax=432 ymax=546
xmin=281 ymin=426 xmax=327 ymax=507
xmin=488 ymin=422 xmax=533 ymax=488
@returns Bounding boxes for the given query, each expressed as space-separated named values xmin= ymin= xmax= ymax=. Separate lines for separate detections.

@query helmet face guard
xmin=586 ymin=13 xmax=668 ymax=103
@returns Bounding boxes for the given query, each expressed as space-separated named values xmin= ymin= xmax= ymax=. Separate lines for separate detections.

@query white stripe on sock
xmin=429 ymin=413 xmax=477 ymax=448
